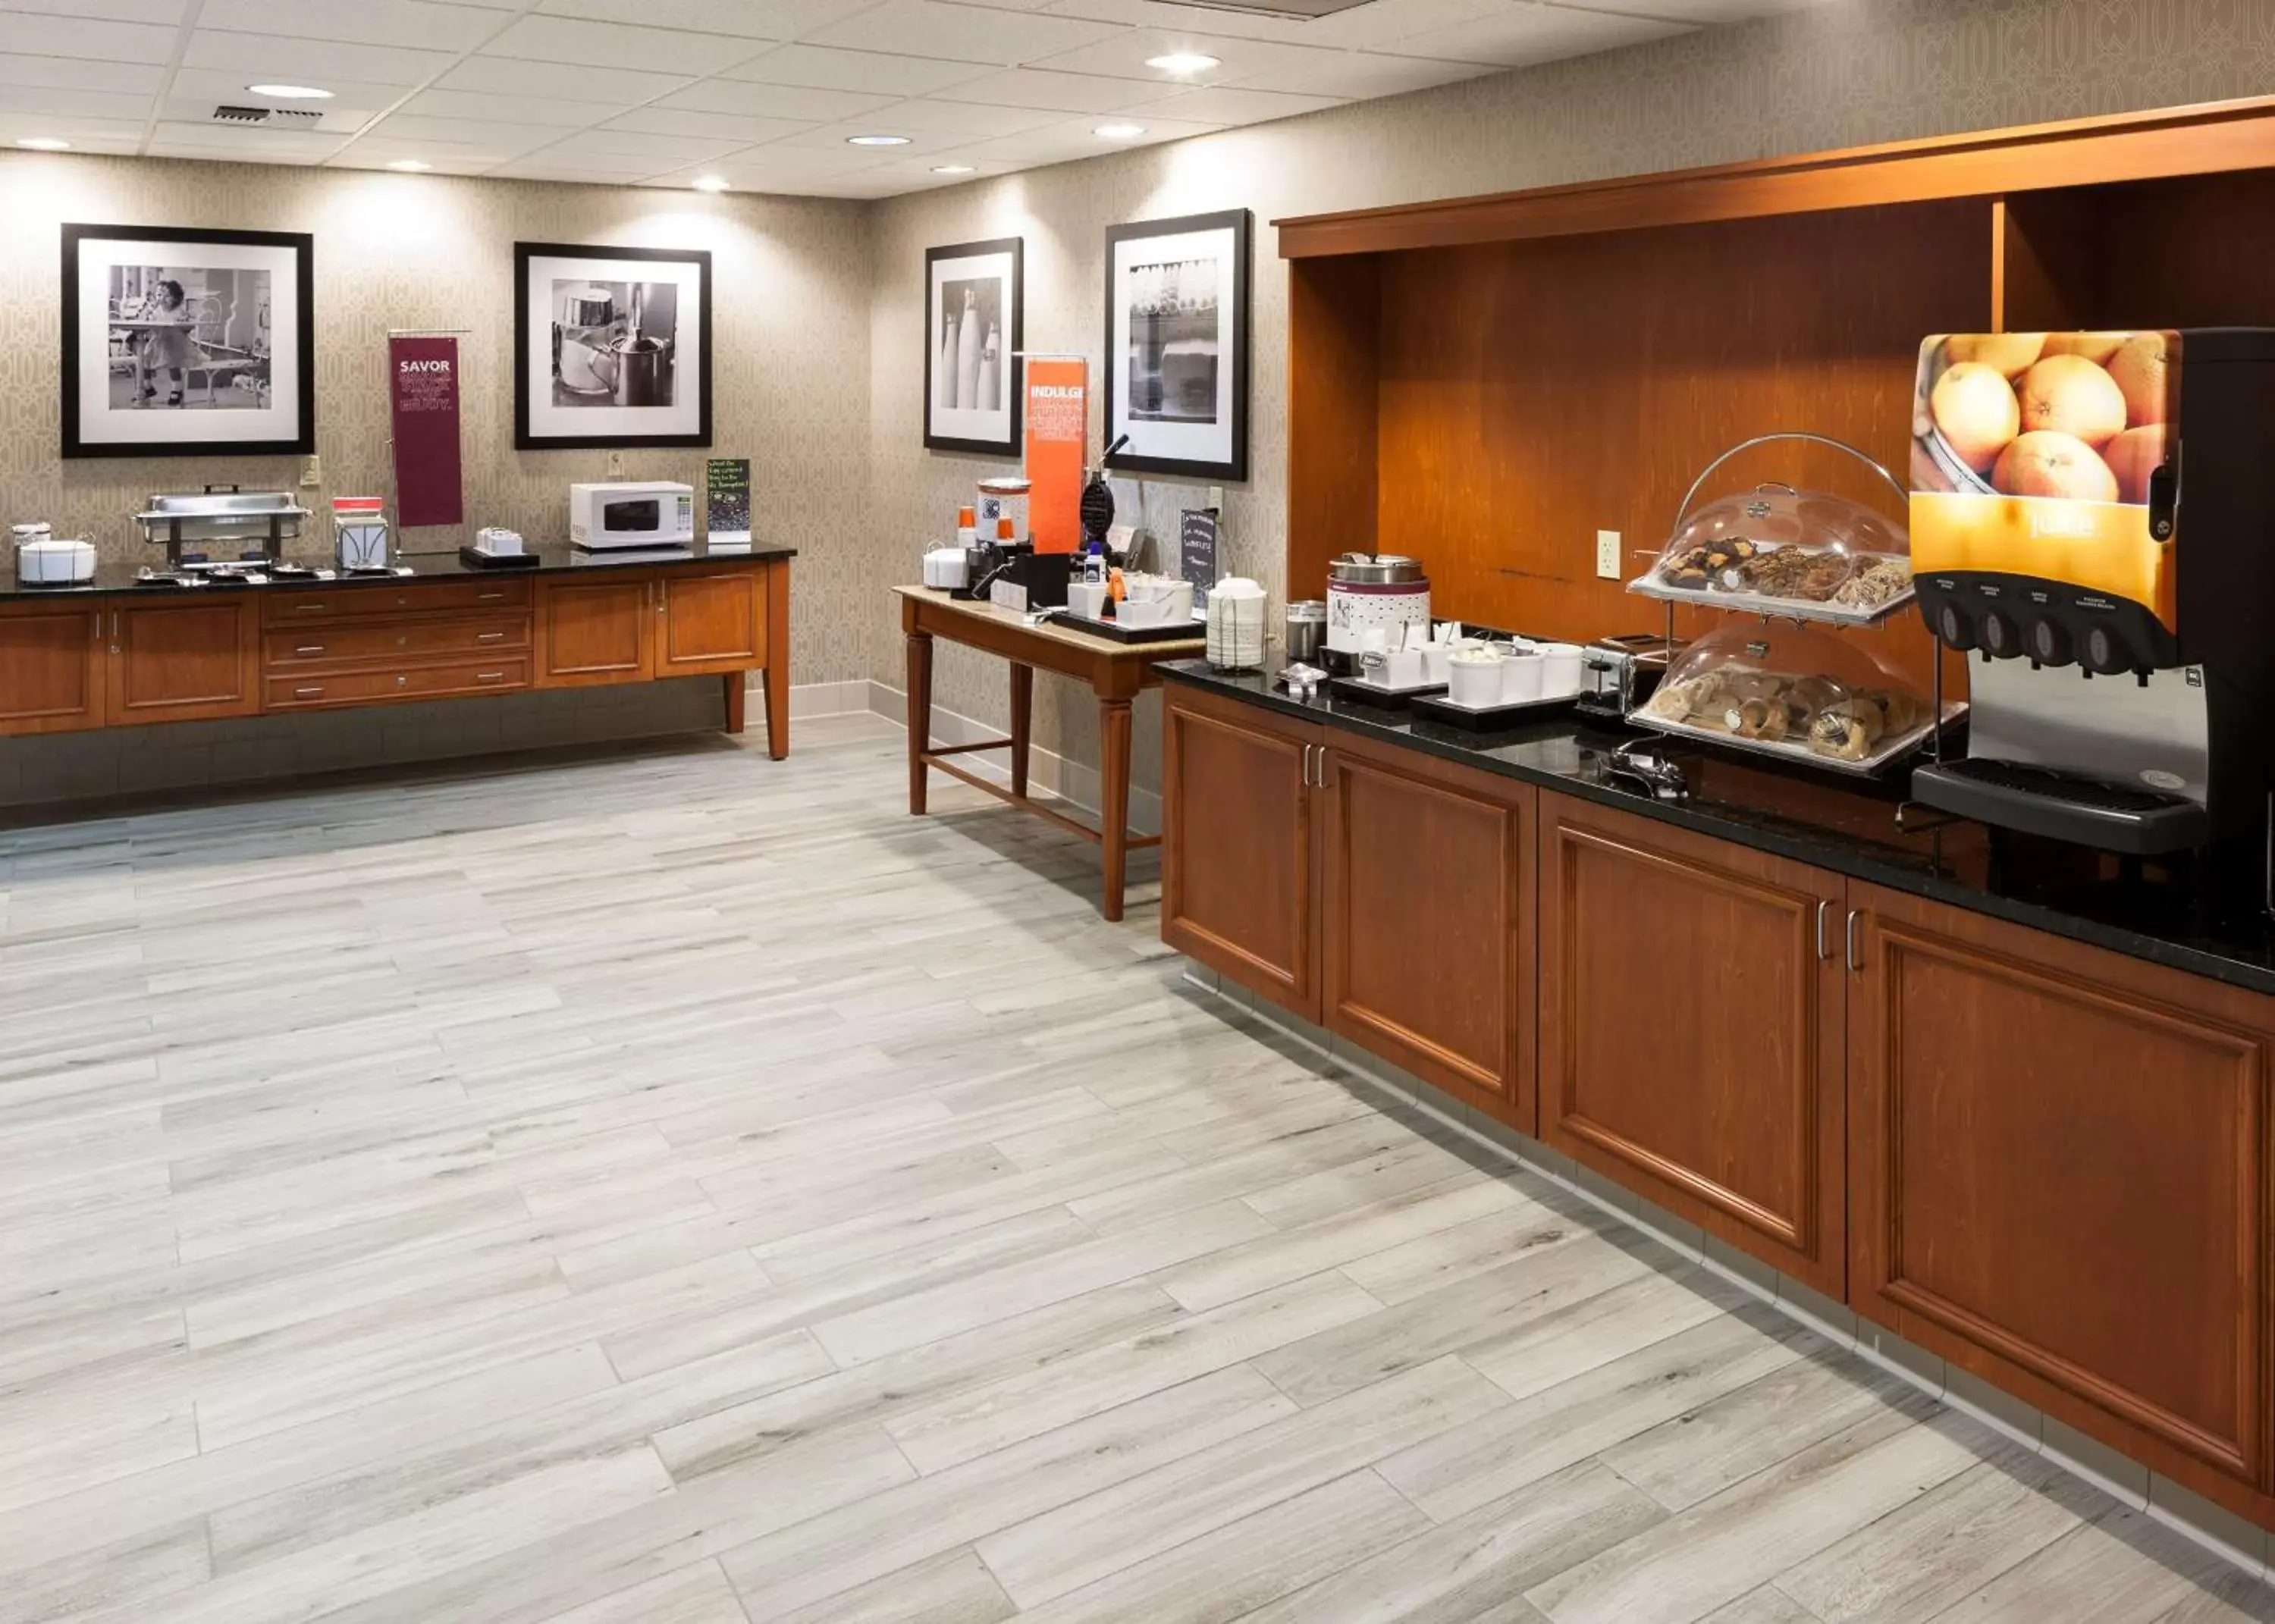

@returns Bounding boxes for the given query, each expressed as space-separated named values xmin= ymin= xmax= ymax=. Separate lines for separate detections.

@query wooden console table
xmin=897 ymin=585 xmax=1204 ymax=921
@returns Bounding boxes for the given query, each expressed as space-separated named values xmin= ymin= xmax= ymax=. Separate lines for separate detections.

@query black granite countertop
xmin=0 ymin=538 xmax=795 ymax=600
xmin=1163 ymin=660 xmax=2275 ymax=999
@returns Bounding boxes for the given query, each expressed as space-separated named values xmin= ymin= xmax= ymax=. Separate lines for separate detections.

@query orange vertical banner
xmin=1025 ymin=356 xmax=1086 ymax=555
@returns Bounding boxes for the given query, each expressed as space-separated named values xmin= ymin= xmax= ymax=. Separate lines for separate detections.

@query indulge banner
xmin=1025 ymin=356 xmax=1086 ymax=554
xmin=389 ymin=335 xmax=464 ymax=529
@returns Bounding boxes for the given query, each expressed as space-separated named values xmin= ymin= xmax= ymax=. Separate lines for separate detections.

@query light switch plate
xmin=299 ymin=454 xmax=322 ymax=488
xmin=1596 ymin=529 xmax=1622 ymax=579
xmin=605 ymin=450 xmax=627 ymax=479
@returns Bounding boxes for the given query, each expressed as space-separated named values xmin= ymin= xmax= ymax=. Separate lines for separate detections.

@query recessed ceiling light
xmin=691 ymin=174 xmax=730 ymax=191
xmin=1146 ymin=52 xmax=1219 ymax=74
xmin=846 ymin=133 xmax=909 ymax=147
xmin=16 ymin=137 xmax=70 ymax=152
xmin=248 ymin=83 xmax=334 ymax=99
xmin=931 ymin=164 xmax=974 ymax=175
xmin=385 ymin=159 xmax=431 ymax=172
xmin=1093 ymin=123 xmax=1146 ymax=139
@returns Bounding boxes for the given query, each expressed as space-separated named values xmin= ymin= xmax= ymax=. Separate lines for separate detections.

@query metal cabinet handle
xmin=476 ymin=631 xmax=505 ymax=643
xmin=1300 ymin=742 xmax=1315 ymax=787
xmin=395 ymin=675 xmax=408 ymax=687
xmin=1815 ymin=899 xmax=1831 ymax=961
xmin=479 ymin=591 xmax=505 ymax=601
xmin=294 ymin=685 xmax=322 ymax=698
xmin=295 ymin=644 xmax=324 ymax=655
xmin=293 ymin=603 xmax=325 ymax=614
xmin=475 ymin=670 xmax=505 ymax=682
xmin=1846 ymin=909 xmax=1863 ymax=973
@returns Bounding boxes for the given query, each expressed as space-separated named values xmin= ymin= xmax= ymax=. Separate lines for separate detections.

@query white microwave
xmin=570 ymin=481 xmax=695 ymax=549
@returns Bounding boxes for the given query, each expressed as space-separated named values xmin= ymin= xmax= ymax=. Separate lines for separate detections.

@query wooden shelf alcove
xmin=1279 ymin=94 xmax=2275 ymax=690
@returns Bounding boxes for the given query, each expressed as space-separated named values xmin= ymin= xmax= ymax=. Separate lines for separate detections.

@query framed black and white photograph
xmin=61 ymin=224 xmax=313 ymax=459
xmin=1103 ymin=209 xmax=1250 ymax=483
xmin=515 ymin=242 xmax=711 ymax=450
xmin=924 ymin=237 xmax=1022 ymax=456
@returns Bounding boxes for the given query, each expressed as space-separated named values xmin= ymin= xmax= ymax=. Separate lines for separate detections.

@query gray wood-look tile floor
xmin=1 ymin=712 xmax=2267 ymax=1624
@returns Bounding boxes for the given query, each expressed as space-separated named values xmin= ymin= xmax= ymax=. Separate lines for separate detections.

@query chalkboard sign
xmin=1179 ymin=508 xmax=1219 ymax=613
xmin=706 ymin=458 xmax=752 ymax=551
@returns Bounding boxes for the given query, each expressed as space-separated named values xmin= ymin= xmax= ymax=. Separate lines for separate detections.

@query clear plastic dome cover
xmin=1637 ymin=620 xmax=1935 ymax=769
xmin=1642 ymin=482 xmax=1912 ymax=616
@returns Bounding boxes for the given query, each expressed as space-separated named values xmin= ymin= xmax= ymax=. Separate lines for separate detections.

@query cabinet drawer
xmin=265 ymin=657 xmax=529 ymax=710
xmin=262 ymin=578 xmax=532 ymax=625
xmin=263 ymin=615 xmax=530 ymax=669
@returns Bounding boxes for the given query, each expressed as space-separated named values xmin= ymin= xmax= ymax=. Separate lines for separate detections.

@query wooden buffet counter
xmin=1163 ymin=663 xmax=2275 ymax=1535
xmin=0 ymin=541 xmax=795 ymax=757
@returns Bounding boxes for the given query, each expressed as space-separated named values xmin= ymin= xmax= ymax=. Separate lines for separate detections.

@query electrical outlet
xmin=299 ymin=454 xmax=322 ymax=488
xmin=1207 ymin=485 xmax=1224 ymax=512
xmin=1596 ymin=529 xmax=1622 ymax=580
xmin=605 ymin=450 xmax=627 ymax=479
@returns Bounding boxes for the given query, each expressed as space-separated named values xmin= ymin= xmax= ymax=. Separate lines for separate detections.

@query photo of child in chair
xmin=107 ymin=264 xmax=271 ymax=412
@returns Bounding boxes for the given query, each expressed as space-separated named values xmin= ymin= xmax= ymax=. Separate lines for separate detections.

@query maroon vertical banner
xmin=388 ymin=335 xmax=464 ymax=529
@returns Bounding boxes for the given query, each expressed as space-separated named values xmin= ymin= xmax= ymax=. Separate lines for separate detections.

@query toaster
xmin=1580 ymin=633 xmax=1683 ymax=720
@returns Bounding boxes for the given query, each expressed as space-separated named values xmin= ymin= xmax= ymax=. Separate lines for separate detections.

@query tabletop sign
xmin=706 ymin=457 xmax=752 ymax=552
xmin=388 ymin=336 xmax=463 ymax=529
xmin=1025 ymin=356 xmax=1086 ymax=555
xmin=1180 ymin=508 xmax=1219 ymax=612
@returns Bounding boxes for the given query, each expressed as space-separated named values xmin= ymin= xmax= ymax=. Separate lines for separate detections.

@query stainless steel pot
xmin=1327 ymin=551 xmax=1425 ymax=585
xmin=1285 ymin=600 xmax=1327 ymax=663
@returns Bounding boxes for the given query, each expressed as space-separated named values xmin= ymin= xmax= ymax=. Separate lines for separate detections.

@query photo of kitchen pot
xmin=551 ymin=279 xmax=678 ymax=409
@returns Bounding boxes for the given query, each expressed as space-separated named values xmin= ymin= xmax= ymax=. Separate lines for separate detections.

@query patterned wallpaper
xmin=0 ymin=155 xmax=874 ymax=684
xmin=866 ymin=0 xmax=2275 ymax=786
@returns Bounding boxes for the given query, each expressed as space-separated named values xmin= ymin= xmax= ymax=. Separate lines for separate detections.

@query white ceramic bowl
xmin=1499 ymin=650 xmax=1546 ymax=703
xmin=17 ymin=538 xmax=94 ymax=585
xmin=1448 ymin=654 xmax=1502 ymax=707
xmin=1539 ymin=643 xmax=1586 ymax=699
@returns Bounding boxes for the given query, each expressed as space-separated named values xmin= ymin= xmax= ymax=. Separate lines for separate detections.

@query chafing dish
xmin=135 ymin=488 xmax=309 ymax=569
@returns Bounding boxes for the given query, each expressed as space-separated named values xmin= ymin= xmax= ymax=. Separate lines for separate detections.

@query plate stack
xmin=1207 ymin=578 xmax=1267 ymax=671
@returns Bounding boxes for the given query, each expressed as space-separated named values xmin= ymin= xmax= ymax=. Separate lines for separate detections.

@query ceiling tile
xmin=493 ymin=142 xmax=676 ymax=176
xmin=157 ymin=93 xmax=380 ymax=132
xmin=774 ymin=121 xmax=976 ymax=155
xmin=0 ymin=53 xmax=165 ymax=94
xmin=479 ymin=14 xmax=773 ymax=76
xmin=1293 ymin=0 xmax=1514 ymax=50
xmin=167 ymin=67 xmax=416 ymax=113
xmin=538 ymin=127 xmax=746 ymax=165
xmin=0 ymin=83 xmax=153 ymax=123
xmin=861 ymin=97 xmax=1064 ymax=136
xmin=536 ymin=0 xmax=875 ymax=35
xmin=182 ymin=30 xmax=459 ymax=86
xmin=673 ymin=143 xmax=891 ymax=177
xmin=603 ymin=107 xmax=821 ymax=145
xmin=1231 ymin=50 xmax=1496 ymax=97
xmin=0 ymin=111 xmax=149 ymax=146
xmin=149 ymin=122 xmax=353 ymax=160
xmin=437 ymin=55 xmax=694 ymax=105
xmin=1134 ymin=84 xmax=1342 ymax=123
xmin=196 ymin=0 xmax=513 ymax=53
xmin=1379 ymin=2 xmax=1689 ymax=67
xmin=396 ymin=86 xmax=628 ymax=127
xmin=1020 ymin=27 xmax=1348 ymax=84
xmin=0 ymin=0 xmax=186 ymax=20
xmin=805 ymin=0 xmax=1124 ymax=67
xmin=1037 ymin=0 xmax=1321 ymax=45
xmin=723 ymin=43 xmax=992 ymax=97
xmin=327 ymin=147 xmax=503 ymax=174
xmin=930 ymin=67 xmax=1187 ymax=113
xmin=949 ymin=110 xmax=1219 ymax=162
xmin=1587 ymin=0 xmax=1818 ymax=17
xmin=350 ymin=112 xmax=573 ymax=152
xmin=657 ymin=79 xmax=899 ymax=123
xmin=0 ymin=13 xmax=177 ymax=64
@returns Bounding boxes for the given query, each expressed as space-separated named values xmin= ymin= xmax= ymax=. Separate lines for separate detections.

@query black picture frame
xmin=514 ymin=241 xmax=713 ymax=450
xmin=61 ymin=223 xmax=316 ymax=460
xmin=1103 ymin=208 xmax=1250 ymax=484
xmin=924 ymin=237 xmax=1024 ymax=456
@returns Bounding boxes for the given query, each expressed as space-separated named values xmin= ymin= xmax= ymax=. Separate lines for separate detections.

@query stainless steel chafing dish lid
xmin=135 ymin=490 xmax=311 ymax=538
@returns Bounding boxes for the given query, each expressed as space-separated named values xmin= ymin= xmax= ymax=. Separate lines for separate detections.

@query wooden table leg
xmin=1009 ymin=662 xmax=1034 ymax=798
xmin=761 ymin=560 xmax=792 ymax=760
xmin=1100 ymin=696 xmax=1133 ymax=922
xmin=722 ymin=672 xmax=747 ymax=735
xmin=906 ymin=629 xmax=934 ymax=815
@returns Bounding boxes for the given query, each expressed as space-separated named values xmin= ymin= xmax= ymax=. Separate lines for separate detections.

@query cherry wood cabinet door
xmin=108 ymin=598 xmax=259 ymax=726
xmin=1163 ymin=685 xmax=1322 ymax=1021
xmin=1539 ymin=791 xmax=1848 ymax=1296
xmin=1849 ymin=881 xmax=2275 ymax=1510
xmin=536 ymin=575 xmax=654 ymax=687
xmin=657 ymin=567 xmax=765 ymax=676
xmin=1321 ymin=732 xmax=1536 ymax=1130
xmin=0 ymin=602 xmax=105 ymax=735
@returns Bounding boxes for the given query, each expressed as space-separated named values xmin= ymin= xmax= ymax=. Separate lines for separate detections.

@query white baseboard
xmin=864 ymin=679 xmax=1161 ymax=836
xmin=785 ymin=679 xmax=876 ymax=720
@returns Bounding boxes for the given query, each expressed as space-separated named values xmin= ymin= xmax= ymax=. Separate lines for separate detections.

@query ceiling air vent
xmin=212 ymin=105 xmax=325 ymax=128
xmin=1156 ymin=0 xmax=1379 ymax=17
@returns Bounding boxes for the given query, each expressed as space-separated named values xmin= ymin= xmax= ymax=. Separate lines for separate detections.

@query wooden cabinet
xmin=1849 ymin=881 xmax=2275 ymax=1511
xmin=1538 ymin=792 xmax=1849 ymax=1296
xmin=1163 ymin=684 xmax=1322 ymax=1019
xmin=0 ymin=601 xmax=105 ymax=735
xmin=657 ymin=569 xmax=767 ymax=675
xmin=109 ymin=599 xmax=259 ymax=726
xmin=1322 ymin=732 xmax=1536 ymax=1126
xmin=537 ymin=576 xmax=655 ymax=687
